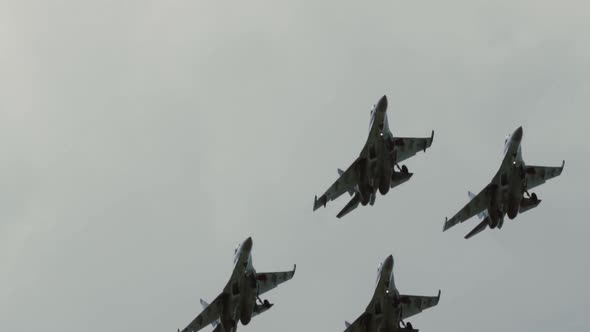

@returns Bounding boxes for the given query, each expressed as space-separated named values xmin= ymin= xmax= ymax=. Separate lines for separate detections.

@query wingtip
xmin=313 ymin=195 xmax=327 ymax=211
xmin=442 ymin=218 xmax=448 ymax=232
xmin=423 ymin=130 xmax=434 ymax=152
xmin=562 ymin=160 xmax=566 ymax=169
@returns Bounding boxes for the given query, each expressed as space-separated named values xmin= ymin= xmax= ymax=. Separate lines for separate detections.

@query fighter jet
xmin=343 ymin=255 xmax=440 ymax=332
xmin=443 ymin=126 xmax=565 ymax=239
xmin=313 ymin=95 xmax=434 ymax=218
xmin=178 ymin=237 xmax=296 ymax=332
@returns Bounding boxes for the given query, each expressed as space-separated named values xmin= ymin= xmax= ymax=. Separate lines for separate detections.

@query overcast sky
xmin=1 ymin=1 xmax=589 ymax=331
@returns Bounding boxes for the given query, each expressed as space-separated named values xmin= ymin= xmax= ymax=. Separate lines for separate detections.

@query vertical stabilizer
xmin=337 ymin=193 xmax=361 ymax=218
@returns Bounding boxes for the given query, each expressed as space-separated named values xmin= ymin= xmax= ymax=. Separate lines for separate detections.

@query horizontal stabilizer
xmin=520 ymin=197 xmax=541 ymax=214
xmin=391 ymin=171 xmax=413 ymax=189
xmin=337 ymin=193 xmax=361 ymax=219
xmin=252 ymin=301 xmax=274 ymax=318
xmin=465 ymin=218 xmax=489 ymax=239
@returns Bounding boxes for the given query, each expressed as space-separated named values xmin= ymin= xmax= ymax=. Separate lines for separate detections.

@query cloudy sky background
xmin=1 ymin=1 xmax=589 ymax=331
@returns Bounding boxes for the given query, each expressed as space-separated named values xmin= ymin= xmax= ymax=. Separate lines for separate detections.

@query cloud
xmin=0 ymin=1 xmax=588 ymax=331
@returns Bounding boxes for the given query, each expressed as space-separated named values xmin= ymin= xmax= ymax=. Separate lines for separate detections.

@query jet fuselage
xmin=364 ymin=255 xmax=405 ymax=332
xmin=486 ymin=126 xmax=527 ymax=227
xmin=358 ymin=95 xmax=396 ymax=204
xmin=344 ymin=255 xmax=439 ymax=331
xmin=220 ymin=237 xmax=265 ymax=331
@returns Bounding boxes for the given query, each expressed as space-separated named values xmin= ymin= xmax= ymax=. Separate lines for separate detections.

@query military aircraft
xmin=313 ymin=95 xmax=434 ymax=218
xmin=343 ymin=255 xmax=440 ymax=332
xmin=443 ymin=126 xmax=565 ymax=239
xmin=178 ymin=237 xmax=296 ymax=332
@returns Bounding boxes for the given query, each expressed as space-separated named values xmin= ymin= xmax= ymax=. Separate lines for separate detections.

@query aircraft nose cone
xmin=514 ymin=126 xmax=523 ymax=141
xmin=378 ymin=95 xmax=388 ymax=112
xmin=384 ymin=255 xmax=394 ymax=269
xmin=243 ymin=237 xmax=253 ymax=251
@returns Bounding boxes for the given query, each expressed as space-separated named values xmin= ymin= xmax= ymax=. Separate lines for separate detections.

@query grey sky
xmin=1 ymin=1 xmax=589 ymax=331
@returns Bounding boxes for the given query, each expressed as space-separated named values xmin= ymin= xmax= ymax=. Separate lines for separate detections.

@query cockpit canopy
xmin=503 ymin=134 xmax=511 ymax=155
xmin=375 ymin=262 xmax=383 ymax=285
xmin=233 ymin=242 xmax=241 ymax=264
xmin=369 ymin=104 xmax=377 ymax=132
